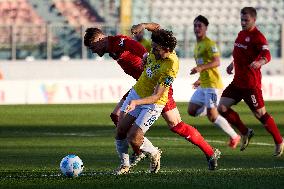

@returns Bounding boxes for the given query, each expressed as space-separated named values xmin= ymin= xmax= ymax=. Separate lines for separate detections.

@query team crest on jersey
xmin=119 ymin=38 xmax=125 ymax=47
xmin=146 ymin=64 xmax=160 ymax=78
xmin=245 ymin=37 xmax=250 ymax=42
xmin=211 ymin=46 xmax=218 ymax=53
xmin=196 ymin=58 xmax=204 ymax=65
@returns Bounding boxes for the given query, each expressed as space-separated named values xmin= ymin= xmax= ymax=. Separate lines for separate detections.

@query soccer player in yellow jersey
xmin=115 ymin=28 xmax=178 ymax=174
xmin=133 ymin=30 xmax=152 ymax=52
xmin=188 ymin=15 xmax=241 ymax=148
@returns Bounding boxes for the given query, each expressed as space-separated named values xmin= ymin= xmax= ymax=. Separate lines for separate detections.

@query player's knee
xmin=207 ymin=109 xmax=218 ymax=122
xmin=255 ymin=111 xmax=267 ymax=121
xmin=217 ymin=104 xmax=227 ymax=114
xmin=207 ymin=114 xmax=216 ymax=122
xmin=166 ymin=118 xmax=180 ymax=128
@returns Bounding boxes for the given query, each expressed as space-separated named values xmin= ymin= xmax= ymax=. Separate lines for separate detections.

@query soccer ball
xmin=60 ymin=154 xmax=84 ymax=177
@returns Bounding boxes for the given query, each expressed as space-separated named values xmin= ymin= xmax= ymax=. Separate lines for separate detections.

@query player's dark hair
xmin=84 ymin=28 xmax=104 ymax=47
xmin=194 ymin=15 xmax=209 ymax=26
xmin=151 ymin=29 xmax=177 ymax=52
xmin=241 ymin=7 xmax=257 ymax=18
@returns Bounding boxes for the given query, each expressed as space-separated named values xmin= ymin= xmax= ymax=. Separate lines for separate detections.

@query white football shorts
xmin=121 ymin=88 xmax=164 ymax=133
xmin=190 ymin=87 xmax=222 ymax=108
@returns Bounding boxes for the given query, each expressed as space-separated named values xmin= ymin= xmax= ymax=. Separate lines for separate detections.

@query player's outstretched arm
xmin=131 ymin=23 xmax=161 ymax=35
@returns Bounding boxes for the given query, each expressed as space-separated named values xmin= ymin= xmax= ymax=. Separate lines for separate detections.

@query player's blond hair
xmin=241 ymin=7 xmax=257 ymax=18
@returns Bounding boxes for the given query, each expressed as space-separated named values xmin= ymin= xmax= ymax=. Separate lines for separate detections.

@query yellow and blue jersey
xmin=194 ymin=36 xmax=223 ymax=89
xmin=134 ymin=51 xmax=179 ymax=105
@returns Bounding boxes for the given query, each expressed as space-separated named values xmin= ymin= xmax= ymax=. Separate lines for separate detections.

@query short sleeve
xmin=208 ymin=41 xmax=220 ymax=57
xmin=158 ymin=60 xmax=177 ymax=88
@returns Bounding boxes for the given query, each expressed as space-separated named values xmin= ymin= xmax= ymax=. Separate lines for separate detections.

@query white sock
xmin=140 ymin=137 xmax=159 ymax=155
xmin=115 ymin=139 xmax=130 ymax=166
xmin=214 ymin=115 xmax=238 ymax=139
xmin=195 ymin=106 xmax=207 ymax=117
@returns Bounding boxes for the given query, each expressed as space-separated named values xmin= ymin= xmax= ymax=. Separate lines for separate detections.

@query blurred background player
xmin=133 ymin=29 xmax=151 ymax=52
xmin=188 ymin=15 xmax=241 ymax=148
xmin=218 ymin=7 xmax=284 ymax=156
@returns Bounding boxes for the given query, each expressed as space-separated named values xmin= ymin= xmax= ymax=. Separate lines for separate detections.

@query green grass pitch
xmin=0 ymin=102 xmax=283 ymax=189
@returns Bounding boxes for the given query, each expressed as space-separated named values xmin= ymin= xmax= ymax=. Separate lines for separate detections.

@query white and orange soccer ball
xmin=60 ymin=154 xmax=84 ymax=177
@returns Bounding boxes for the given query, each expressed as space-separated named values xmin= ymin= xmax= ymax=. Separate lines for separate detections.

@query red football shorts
xmin=121 ymin=86 xmax=176 ymax=113
xmin=221 ymin=83 xmax=265 ymax=110
xmin=162 ymin=86 xmax=177 ymax=113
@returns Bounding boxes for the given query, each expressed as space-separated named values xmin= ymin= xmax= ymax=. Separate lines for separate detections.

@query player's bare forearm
xmin=126 ymin=85 xmax=166 ymax=112
xmin=141 ymin=23 xmax=161 ymax=32
xmin=190 ymin=57 xmax=220 ymax=74
xmin=131 ymin=23 xmax=160 ymax=34
xmin=250 ymin=57 xmax=267 ymax=69
xmin=137 ymin=85 xmax=165 ymax=105
xmin=202 ymin=56 xmax=220 ymax=70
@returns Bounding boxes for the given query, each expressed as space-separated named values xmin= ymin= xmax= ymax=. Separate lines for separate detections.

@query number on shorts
xmin=210 ymin=93 xmax=217 ymax=103
xmin=251 ymin=95 xmax=257 ymax=104
xmin=144 ymin=115 xmax=157 ymax=127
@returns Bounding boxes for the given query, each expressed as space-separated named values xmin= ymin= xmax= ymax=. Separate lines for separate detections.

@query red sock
xmin=220 ymin=108 xmax=248 ymax=135
xmin=110 ymin=113 xmax=119 ymax=127
xmin=171 ymin=122 xmax=214 ymax=157
xmin=259 ymin=113 xmax=283 ymax=144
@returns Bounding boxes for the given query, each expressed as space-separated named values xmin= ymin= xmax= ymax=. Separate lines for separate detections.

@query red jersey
xmin=108 ymin=35 xmax=147 ymax=80
xmin=232 ymin=27 xmax=271 ymax=89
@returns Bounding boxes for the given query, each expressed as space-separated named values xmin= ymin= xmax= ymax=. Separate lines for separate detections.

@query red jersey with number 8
xmin=232 ymin=27 xmax=271 ymax=89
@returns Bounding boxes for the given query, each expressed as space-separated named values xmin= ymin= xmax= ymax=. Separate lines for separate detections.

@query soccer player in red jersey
xmin=84 ymin=24 xmax=220 ymax=173
xmin=218 ymin=7 xmax=283 ymax=156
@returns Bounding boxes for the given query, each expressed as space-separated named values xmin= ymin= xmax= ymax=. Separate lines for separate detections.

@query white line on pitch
xmin=40 ymin=132 xmax=275 ymax=146
xmin=2 ymin=166 xmax=284 ymax=178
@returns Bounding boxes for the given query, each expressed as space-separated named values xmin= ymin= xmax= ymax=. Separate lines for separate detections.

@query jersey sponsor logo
xmin=234 ymin=43 xmax=247 ymax=49
xmin=262 ymin=45 xmax=269 ymax=50
xmin=146 ymin=63 xmax=160 ymax=78
xmin=245 ymin=37 xmax=250 ymax=42
xmin=146 ymin=67 xmax=153 ymax=78
xmin=119 ymin=38 xmax=125 ymax=47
